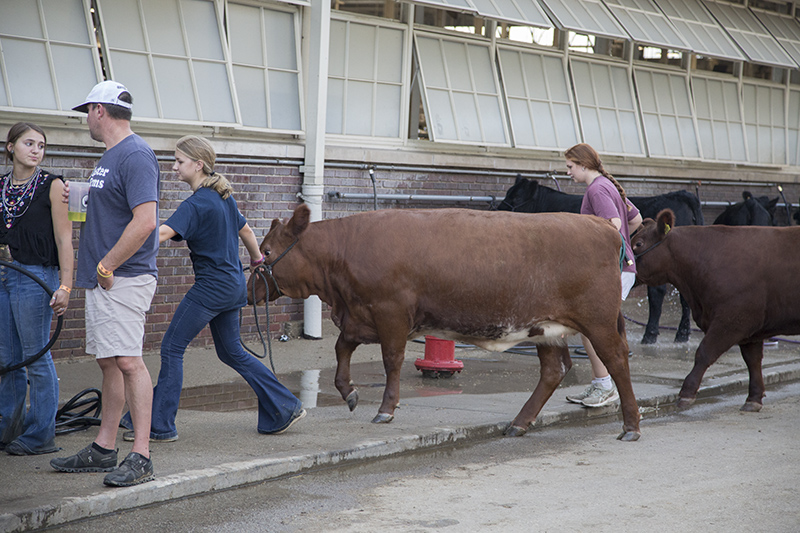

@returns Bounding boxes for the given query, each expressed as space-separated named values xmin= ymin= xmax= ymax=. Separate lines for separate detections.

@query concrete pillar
xmin=301 ymin=0 xmax=331 ymax=339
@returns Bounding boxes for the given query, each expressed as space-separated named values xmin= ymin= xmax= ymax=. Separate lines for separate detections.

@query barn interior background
xmin=3 ymin=0 xmax=800 ymax=360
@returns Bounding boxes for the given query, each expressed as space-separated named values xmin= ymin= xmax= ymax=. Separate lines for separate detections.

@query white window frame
xmin=414 ymin=31 xmax=510 ymax=146
xmin=226 ymin=0 xmax=305 ymax=133
xmin=634 ymin=66 xmax=702 ymax=159
xmin=537 ymin=0 xmax=629 ymax=40
xmin=94 ymin=0 xmax=239 ymax=125
xmin=0 ymin=0 xmax=102 ymax=113
xmin=690 ymin=73 xmax=748 ymax=163
xmin=702 ymin=0 xmax=797 ymax=68
xmin=742 ymin=79 xmax=787 ymax=165
xmin=569 ymin=56 xmax=645 ymax=156
xmin=326 ymin=14 xmax=408 ymax=141
xmin=497 ymin=45 xmax=580 ymax=149
xmin=601 ymin=0 xmax=689 ymax=50
xmin=651 ymin=0 xmax=744 ymax=61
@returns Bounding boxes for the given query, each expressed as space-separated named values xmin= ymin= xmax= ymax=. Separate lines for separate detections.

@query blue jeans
xmin=0 ymin=261 xmax=59 ymax=453
xmin=123 ymin=296 xmax=302 ymax=439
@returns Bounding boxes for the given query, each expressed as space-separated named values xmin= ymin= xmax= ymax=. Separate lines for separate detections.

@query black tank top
xmin=0 ymin=170 xmax=63 ymax=267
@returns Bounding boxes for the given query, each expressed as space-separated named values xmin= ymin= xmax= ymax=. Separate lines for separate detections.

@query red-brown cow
xmin=248 ymin=205 xmax=641 ymax=440
xmin=631 ymin=209 xmax=800 ymax=411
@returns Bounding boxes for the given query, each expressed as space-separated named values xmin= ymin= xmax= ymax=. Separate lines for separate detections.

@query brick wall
xmin=31 ymin=149 xmax=800 ymax=361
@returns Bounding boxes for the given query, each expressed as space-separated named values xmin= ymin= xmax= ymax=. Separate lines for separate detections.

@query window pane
xmin=345 ymin=80 xmax=373 ymax=135
xmin=51 ymin=45 xmax=98 ymax=111
xmin=269 ymin=70 xmax=301 ymax=130
xmin=194 ymin=61 xmax=235 ymax=122
xmin=377 ymin=27 xmax=403 ymax=83
xmin=428 ymin=88 xmax=458 ymax=140
xmin=101 ymin=0 xmax=147 ymax=50
xmin=183 ymin=0 xmax=224 ymax=60
xmin=143 ymin=0 xmax=185 ymax=55
xmin=376 ymin=84 xmax=401 ymax=137
xmin=229 ymin=4 xmax=264 ymax=66
xmin=153 ymin=57 xmax=197 ymax=120
xmin=2 ymin=39 xmax=55 ymax=109
xmin=0 ymin=2 xmax=43 ymax=38
xmin=233 ymin=65 xmax=267 ymax=128
xmin=43 ymin=0 xmax=91 ymax=43
xmin=264 ymin=10 xmax=297 ymax=70
xmin=112 ymin=51 xmax=159 ymax=117
xmin=326 ymin=78 xmax=345 ymax=134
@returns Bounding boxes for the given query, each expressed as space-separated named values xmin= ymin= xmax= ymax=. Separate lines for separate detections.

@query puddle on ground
xmin=176 ymin=291 xmax=800 ymax=412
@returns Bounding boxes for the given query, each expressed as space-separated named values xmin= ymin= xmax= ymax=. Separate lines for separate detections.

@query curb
xmin=4 ymin=362 xmax=800 ymax=532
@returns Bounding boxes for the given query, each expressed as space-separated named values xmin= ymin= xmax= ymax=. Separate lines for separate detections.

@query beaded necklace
xmin=2 ymin=167 xmax=43 ymax=229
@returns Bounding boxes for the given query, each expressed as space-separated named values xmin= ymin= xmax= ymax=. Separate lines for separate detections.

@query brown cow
xmin=631 ymin=209 xmax=800 ymax=411
xmin=248 ymin=205 xmax=641 ymax=440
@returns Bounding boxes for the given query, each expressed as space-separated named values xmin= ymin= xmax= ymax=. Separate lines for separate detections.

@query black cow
xmin=497 ymin=177 xmax=704 ymax=344
xmin=714 ymin=192 xmax=776 ymax=226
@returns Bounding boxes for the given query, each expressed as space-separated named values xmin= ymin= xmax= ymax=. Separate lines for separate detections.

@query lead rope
xmin=240 ymin=266 xmax=276 ymax=373
xmin=239 ymin=238 xmax=299 ymax=374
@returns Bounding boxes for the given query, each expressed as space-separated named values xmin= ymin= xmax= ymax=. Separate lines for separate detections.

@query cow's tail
xmin=617 ymin=309 xmax=627 ymax=338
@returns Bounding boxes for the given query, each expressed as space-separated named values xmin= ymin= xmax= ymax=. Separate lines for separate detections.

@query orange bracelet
xmin=59 ymin=285 xmax=72 ymax=294
xmin=97 ymin=262 xmax=113 ymax=278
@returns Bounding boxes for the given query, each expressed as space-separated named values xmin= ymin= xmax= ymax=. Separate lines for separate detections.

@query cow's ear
xmin=288 ymin=204 xmax=311 ymax=237
xmin=269 ymin=218 xmax=281 ymax=233
xmin=656 ymin=209 xmax=675 ymax=236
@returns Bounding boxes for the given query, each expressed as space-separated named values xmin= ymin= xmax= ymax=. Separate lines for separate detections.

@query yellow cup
xmin=67 ymin=181 xmax=90 ymax=222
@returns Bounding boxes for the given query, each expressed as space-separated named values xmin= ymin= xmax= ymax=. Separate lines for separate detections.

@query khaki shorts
xmin=85 ymin=274 xmax=157 ymax=358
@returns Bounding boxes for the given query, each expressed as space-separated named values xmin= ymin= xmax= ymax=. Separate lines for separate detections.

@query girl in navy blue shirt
xmin=122 ymin=136 xmax=304 ymax=441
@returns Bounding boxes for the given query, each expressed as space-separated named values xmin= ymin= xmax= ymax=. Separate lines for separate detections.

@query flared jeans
xmin=123 ymin=295 xmax=302 ymax=439
xmin=0 ymin=261 xmax=59 ymax=453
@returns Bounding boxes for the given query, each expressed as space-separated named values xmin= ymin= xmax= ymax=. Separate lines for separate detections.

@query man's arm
xmin=97 ymin=201 xmax=157 ymax=289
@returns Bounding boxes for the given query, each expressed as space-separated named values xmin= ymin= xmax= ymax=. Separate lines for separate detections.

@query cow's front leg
xmin=505 ymin=344 xmax=571 ymax=437
xmin=372 ymin=336 xmax=407 ymax=424
xmin=739 ymin=341 xmax=765 ymax=412
xmin=679 ymin=329 xmax=736 ymax=409
xmin=674 ymin=293 xmax=692 ymax=343
xmin=334 ymin=334 xmax=360 ymax=412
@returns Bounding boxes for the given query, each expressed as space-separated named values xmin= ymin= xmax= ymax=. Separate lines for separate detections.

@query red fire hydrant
xmin=414 ymin=336 xmax=464 ymax=378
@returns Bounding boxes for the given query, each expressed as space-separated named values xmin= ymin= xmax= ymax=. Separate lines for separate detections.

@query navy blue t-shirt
xmin=165 ymin=187 xmax=247 ymax=312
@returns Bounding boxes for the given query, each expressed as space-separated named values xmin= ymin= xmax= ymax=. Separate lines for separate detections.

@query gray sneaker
xmin=103 ymin=452 xmax=154 ymax=487
xmin=566 ymin=384 xmax=597 ymax=404
xmin=50 ymin=444 xmax=117 ymax=473
xmin=581 ymin=383 xmax=619 ymax=407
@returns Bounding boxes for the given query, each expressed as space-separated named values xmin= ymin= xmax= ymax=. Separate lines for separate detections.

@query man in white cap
xmin=50 ymin=81 xmax=160 ymax=487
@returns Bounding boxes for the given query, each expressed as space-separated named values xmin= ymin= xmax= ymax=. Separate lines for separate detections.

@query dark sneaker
xmin=260 ymin=409 xmax=306 ymax=435
xmin=50 ymin=444 xmax=117 ymax=473
xmin=5 ymin=440 xmax=59 ymax=456
xmin=123 ymin=430 xmax=178 ymax=443
xmin=103 ymin=452 xmax=154 ymax=487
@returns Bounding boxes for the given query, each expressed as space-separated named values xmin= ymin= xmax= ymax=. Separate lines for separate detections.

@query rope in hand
xmin=239 ymin=265 xmax=276 ymax=373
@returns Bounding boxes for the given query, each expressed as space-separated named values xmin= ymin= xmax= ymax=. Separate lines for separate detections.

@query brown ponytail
xmin=565 ymin=143 xmax=631 ymax=210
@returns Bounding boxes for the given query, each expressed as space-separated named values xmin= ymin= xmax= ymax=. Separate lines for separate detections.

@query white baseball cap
xmin=72 ymin=81 xmax=132 ymax=113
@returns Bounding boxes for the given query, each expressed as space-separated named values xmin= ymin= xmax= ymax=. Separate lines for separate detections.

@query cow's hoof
xmin=674 ymin=333 xmax=690 ymax=343
xmin=371 ymin=412 xmax=394 ymax=424
xmin=740 ymin=401 xmax=762 ymax=412
xmin=676 ymin=397 xmax=695 ymax=410
xmin=504 ymin=424 xmax=527 ymax=437
xmin=640 ymin=334 xmax=657 ymax=345
xmin=616 ymin=430 xmax=641 ymax=442
xmin=345 ymin=390 xmax=359 ymax=412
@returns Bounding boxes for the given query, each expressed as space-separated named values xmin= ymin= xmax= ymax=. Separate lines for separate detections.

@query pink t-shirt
xmin=580 ymin=176 xmax=638 ymax=274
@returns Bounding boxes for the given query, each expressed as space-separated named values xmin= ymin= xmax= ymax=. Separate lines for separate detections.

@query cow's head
xmin=496 ymin=176 xmax=539 ymax=211
xmin=630 ymin=209 xmax=675 ymax=285
xmin=247 ymin=204 xmax=311 ymax=305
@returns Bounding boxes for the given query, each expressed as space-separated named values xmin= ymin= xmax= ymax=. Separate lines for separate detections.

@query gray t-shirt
xmin=76 ymin=134 xmax=160 ymax=288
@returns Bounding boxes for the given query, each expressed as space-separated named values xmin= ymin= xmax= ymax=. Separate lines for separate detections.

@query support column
xmin=301 ymin=0 xmax=331 ymax=339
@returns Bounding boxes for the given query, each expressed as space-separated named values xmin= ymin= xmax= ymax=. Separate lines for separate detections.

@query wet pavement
xmin=2 ymin=288 xmax=800 ymax=531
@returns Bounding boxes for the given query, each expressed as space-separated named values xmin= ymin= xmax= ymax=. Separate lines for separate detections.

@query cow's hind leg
xmin=334 ymin=334 xmax=360 ymax=412
xmin=505 ymin=344 xmax=571 ymax=437
xmin=739 ymin=341 xmax=765 ymax=412
xmin=372 ymin=334 xmax=408 ymax=424
xmin=589 ymin=318 xmax=641 ymax=441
